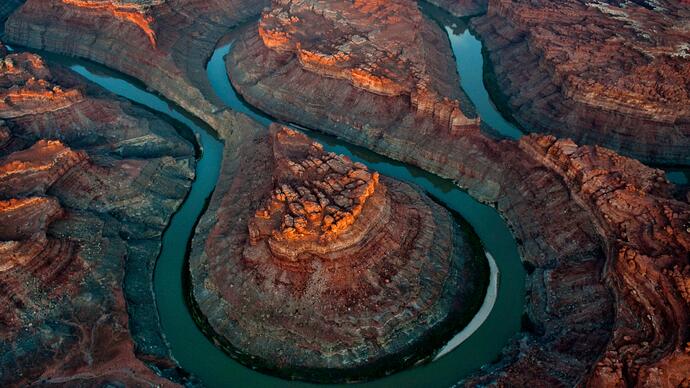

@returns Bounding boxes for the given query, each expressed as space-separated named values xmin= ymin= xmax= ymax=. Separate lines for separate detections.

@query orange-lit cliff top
xmin=258 ymin=0 xmax=432 ymax=97
xmin=249 ymin=126 xmax=380 ymax=252
xmin=190 ymin=122 xmax=484 ymax=378
xmin=61 ymin=0 xmax=159 ymax=48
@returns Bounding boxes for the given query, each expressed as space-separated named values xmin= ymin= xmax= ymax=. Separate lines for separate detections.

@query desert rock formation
xmin=234 ymin=0 xmax=480 ymax=137
xmin=425 ymin=0 xmax=487 ymax=17
xmin=472 ymin=0 xmax=690 ymax=164
xmin=520 ymin=135 xmax=690 ymax=387
xmin=227 ymin=1 xmax=689 ymax=385
xmin=189 ymin=124 xmax=488 ymax=382
xmin=0 ymin=45 xmax=194 ymax=386
xmin=4 ymin=0 xmax=270 ymax=137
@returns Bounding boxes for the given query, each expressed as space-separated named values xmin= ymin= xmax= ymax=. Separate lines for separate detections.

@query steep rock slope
xmin=4 ymin=0 xmax=270 ymax=136
xmin=227 ymin=1 xmax=619 ymax=385
xmin=0 ymin=44 xmax=195 ymax=386
xmin=189 ymin=124 xmax=488 ymax=382
xmin=472 ymin=0 xmax=690 ymax=164
xmin=519 ymin=135 xmax=690 ymax=387
xmin=424 ymin=0 xmax=487 ymax=17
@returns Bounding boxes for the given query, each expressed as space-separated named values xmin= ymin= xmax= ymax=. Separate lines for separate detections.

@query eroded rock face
xmin=59 ymin=0 xmax=161 ymax=47
xmin=5 ymin=0 xmax=269 ymax=138
xmin=520 ymin=135 xmax=690 ymax=388
xmin=189 ymin=124 xmax=487 ymax=382
xmin=473 ymin=0 xmax=690 ymax=165
xmin=0 ymin=45 xmax=194 ymax=386
xmin=249 ymin=132 xmax=381 ymax=254
xmin=232 ymin=0 xmax=479 ymax=137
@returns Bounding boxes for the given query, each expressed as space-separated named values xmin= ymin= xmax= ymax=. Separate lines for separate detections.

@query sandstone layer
xmin=189 ymin=124 xmax=488 ymax=382
xmin=226 ymin=1 xmax=690 ymax=385
xmin=4 ymin=0 xmax=270 ymax=138
xmin=234 ymin=0 xmax=480 ymax=138
xmin=518 ymin=135 xmax=690 ymax=387
xmin=0 ymin=45 xmax=195 ymax=386
xmin=472 ymin=0 xmax=690 ymax=165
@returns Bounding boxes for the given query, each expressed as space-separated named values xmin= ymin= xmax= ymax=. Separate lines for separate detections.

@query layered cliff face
xmin=232 ymin=0 xmax=479 ymax=137
xmin=472 ymin=0 xmax=690 ymax=165
xmin=520 ymin=135 xmax=690 ymax=388
xmin=189 ymin=124 xmax=488 ymax=382
xmin=4 ymin=0 xmax=270 ymax=137
xmin=0 ymin=46 xmax=195 ymax=386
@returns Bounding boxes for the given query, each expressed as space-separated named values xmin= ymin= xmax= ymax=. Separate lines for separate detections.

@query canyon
xmin=472 ymin=0 xmax=690 ymax=165
xmin=189 ymin=124 xmax=488 ymax=382
xmin=425 ymin=0 xmax=487 ymax=17
xmin=0 ymin=0 xmax=687 ymax=387
xmin=226 ymin=0 xmax=689 ymax=385
xmin=0 ymin=42 xmax=195 ymax=386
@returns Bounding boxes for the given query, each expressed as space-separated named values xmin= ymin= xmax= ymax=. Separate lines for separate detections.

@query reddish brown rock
xmin=0 ymin=196 xmax=62 ymax=240
xmin=189 ymin=124 xmax=488 ymax=382
xmin=0 ymin=45 xmax=194 ymax=386
xmin=0 ymin=122 xmax=10 ymax=150
xmin=472 ymin=0 xmax=690 ymax=165
xmin=521 ymin=135 xmax=690 ymax=388
xmin=231 ymin=0 xmax=479 ymax=137
xmin=4 ymin=0 xmax=270 ymax=138
xmin=222 ymin=0 xmax=689 ymax=385
xmin=0 ymin=140 xmax=87 ymax=197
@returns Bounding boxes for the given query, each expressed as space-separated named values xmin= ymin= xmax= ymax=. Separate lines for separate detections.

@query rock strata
xmin=4 ymin=0 xmax=270 ymax=137
xmin=0 ymin=45 xmax=194 ymax=386
xmin=520 ymin=135 xmax=690 ymax=388
xmin=424 ymin=0 xmax=487 ymax=17
xmin=189 ymin=124 xmax=488 ymax=382
xmin=233 ymin=0 xmax=479 ymax=137
xmin=472 ymin=0 xmax=690 ymax=165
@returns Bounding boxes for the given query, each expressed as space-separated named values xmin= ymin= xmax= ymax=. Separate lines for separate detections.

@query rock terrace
xmin=0 ymin=43 xmax=194 ymax=386
xmin=254 ymin=0 xmax=479 ymax=134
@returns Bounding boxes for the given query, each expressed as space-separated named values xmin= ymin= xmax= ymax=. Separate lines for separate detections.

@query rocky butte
xmin=189 ymin=124 xmax=488 ymax=382
xmin=472 ymin=0 xmax=690 ymax=165
xmin=0 ymin=42 xmax=195 ymax=386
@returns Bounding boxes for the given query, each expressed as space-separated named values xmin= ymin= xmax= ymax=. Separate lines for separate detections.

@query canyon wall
xmin=472 ymin=0 xmax=690 ymax=165
xmin=227 ymin=1 xmax=689 ymax=385
xmin=424 ymin=0 xmax=487 ymax=17
xmin=0 ymin=44 xmax=195 ymax=386
xmin=520 ymin=135 xmax=690 ymax=387
xmin=4 ymin=0 xmax=270 ymax=138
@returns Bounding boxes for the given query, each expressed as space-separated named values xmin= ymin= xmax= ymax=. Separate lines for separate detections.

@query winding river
xmin=7 ymin=3 xmax=688 ymax=386
xmin=16 ymin=12 xmax=530 ymax=388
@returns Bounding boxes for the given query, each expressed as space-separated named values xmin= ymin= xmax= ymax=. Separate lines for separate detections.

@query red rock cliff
xmin=472 ymin=0 xmax=690 ymax=164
